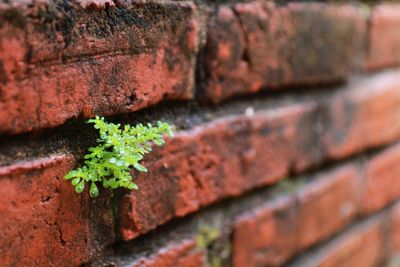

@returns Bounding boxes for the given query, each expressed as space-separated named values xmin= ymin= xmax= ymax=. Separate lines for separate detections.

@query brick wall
xmin=1 ymin=0 xmax=400 ymax=266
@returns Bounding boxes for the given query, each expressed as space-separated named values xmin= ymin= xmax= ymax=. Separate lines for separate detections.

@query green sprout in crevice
xmin=196 ymin=225 xmax=221 ymax=250
xmin=64 ymin=116 xmax=173 ymax=197
xmin=196 ymin=224 xmax=230 ymax=267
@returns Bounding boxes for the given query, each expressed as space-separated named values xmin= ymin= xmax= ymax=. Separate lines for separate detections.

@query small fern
xmin=64 ymin=116 xmax=173 ymax=197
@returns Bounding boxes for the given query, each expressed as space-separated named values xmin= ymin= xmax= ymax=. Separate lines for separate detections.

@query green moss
xmin=196 ymin=224 xmax=230 ymax=267
xmin=196 ymin=225 xmax=221 ymax=250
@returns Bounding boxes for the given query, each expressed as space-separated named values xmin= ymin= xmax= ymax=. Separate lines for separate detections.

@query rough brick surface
xmin=2 ymin=0 xmax=400 ymax=265
xmin=0 ymin=0 xmax=197 ymax=134
xmin=366 ymin=4 xmax=400 ymax=70
xmin=323 ymin=71 xmax=400 ymax=159
xmin=119 ymin=70 xmax=400 ymax=241
xmin=288 ymin=218 xmax=386 ymax=267
xmin=295 ymin=167 xmax=361 ymax=249
xmin=361 ymin=144 xmax=400 ymax=214
xmin=199 ymin=2 xmax=366 ymax=102
xmin=0 ymin=155 xmax=89 ymax=267
xmin=129 ymin=239 xmax=206 ymax=267
xmin=232 ymin=165 xmax=360 ymax=267
xmin=119 ymin=102 xmax=320 ymax=240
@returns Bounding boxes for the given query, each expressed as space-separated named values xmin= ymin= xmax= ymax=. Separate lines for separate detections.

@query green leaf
xmin=154 ymin=139 xmax=164 ymax=146
xmin=128 ymin=182 xmax=139 ymax=190
xmin=71 ymin=177 xmax=81 ymax=186
xmin=109 ymin=180 xmax=119 ymax=189
xmin=207 ymin=228 xmax=221 ymax=242
xmin=102 ymin=179 xmax=110 ymax=188
xmin=75 ymin=180 xmax=85 ymax=193
xmin=64 ymin=171 xmax=75 ymax=180
xmin=196 ymin=235 xmax=207 ymax=249
xmin=133 ymin=163 xmax=147 ymax=173
xmin=90 ymin=183 xmax=99 ymax=197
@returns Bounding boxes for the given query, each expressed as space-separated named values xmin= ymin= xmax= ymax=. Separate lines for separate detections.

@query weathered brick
xmin=366 ymin=4 xmax=400 ymax=70
xmin=200 ymin=1 xmax=366 ymax=102
xmin=323 ymin=71 xmax=400 ymax=159
xmin=1 ymin=53 xmax=193 ymax=134
xmin=361 ymin=144 xmax=400 ymax=214
xmin=288 ymin=217 xmax=386 ymax=267
xmin=119 ymin=102 xmax=321 ymax=240
xmin=233 ymin=196 xmax=296 ymax=267
xmin=0 ymin=0 xmax=197 ymax=134
xmin=232 ymin=165 xmax=361 ymax=267
xmin=130 ymin=239 xmax=206 ymax=267
xmin=118 ymin=70 xmax=400 ymax=241
xmin=0 ymin=155 xmax=89 ymax=267
xmin=0 ymin=0 xmax=197 ymax=67
xmin=295 ymin=166 xmax=361 ymax=249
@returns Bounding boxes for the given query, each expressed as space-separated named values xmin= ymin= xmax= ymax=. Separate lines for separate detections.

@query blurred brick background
xmin=1 ymin=0 xmax=400 ymax=266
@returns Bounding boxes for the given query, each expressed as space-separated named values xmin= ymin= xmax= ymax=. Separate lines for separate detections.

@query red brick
xmin=295 ymin=166 xmax=361 ymax=249
xmin=200 ymin=2 xmax=366 ymax=102
xmin=0 ymin=155 xmax=89 ymax=267
xmin=0 ymin=1 xmax=197 ymax=134
xmin=288 ymin=218 xmax=385 ymax=267
xmin=130 ymin=239 xmax=206 ymax=267
xmin=323 ymin=71 xmax=400 ymax=160
xmin=0 ymin=1 xmax=197 ymax=66
xmin=75 ymin=0 xmax=116 ymax=9
xmin=233 ymin=196 xmax=296 ymax=267
xmin=119 ymin=70 xmax=400 ymax=241
xmin=119 ymin=102 xmax=321 ymax=240
xmin=361 ymin=144 xmax=400 ymax=214
xmin=232 ymin=165 xmax=361 ymax=267
xmin=1 ymin=53 xmax=193 ymax=134
xmin=366 ymin=4 xmax=400 ymax=70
